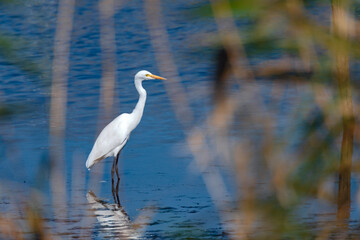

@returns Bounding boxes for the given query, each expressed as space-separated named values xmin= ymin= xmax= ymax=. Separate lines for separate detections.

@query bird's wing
xmin=86 ymin=113 xmax=131 ymax=169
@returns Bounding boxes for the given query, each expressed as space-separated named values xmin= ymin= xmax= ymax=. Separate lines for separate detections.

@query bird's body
xmin=86 ymin=70 xmax=166 ymax=173
xmin=86 ymin=113 xmax=130 ymax=169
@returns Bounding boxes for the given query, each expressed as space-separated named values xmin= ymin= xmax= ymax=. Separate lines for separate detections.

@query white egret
xmin=86 ymin=70 xmax=166 ymax=181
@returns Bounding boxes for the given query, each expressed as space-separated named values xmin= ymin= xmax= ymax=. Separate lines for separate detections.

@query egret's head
xmin=135 ymin=70 xmax=167 ymax=81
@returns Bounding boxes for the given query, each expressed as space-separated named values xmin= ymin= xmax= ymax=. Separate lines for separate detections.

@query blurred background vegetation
xmin=1 ymin=0 xmax=360 ymax=239
xmin=199 ymin=0 xmax=359 ymax=238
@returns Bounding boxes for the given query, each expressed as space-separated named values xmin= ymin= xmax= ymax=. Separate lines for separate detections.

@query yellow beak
xmin=148 ymin=74 xmax=167 ymax=80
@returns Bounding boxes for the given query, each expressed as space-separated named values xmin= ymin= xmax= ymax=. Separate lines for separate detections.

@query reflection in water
xmin=112 ymin=176 xmax=121 ymax=207
xmin=86 ymin=191 xmax=142 ymax=239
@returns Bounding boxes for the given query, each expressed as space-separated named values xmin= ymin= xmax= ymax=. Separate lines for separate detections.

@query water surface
xmin=0 ymin=0 xmax=359 ymax=239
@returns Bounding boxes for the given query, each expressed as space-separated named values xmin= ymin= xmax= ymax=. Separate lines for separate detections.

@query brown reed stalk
xmin=85 ymin=0 xmax=123 ymax=233
xmin=0 ymin=216 xmax=24 ymax=240
xmin=331 ymin=0 xmax=354 ymax=222
xmin=87 ymin=0 xmax=118 ymax=197
xmin=98 ymin=0 xmax=117 ymax=120
xmin=144 ymin=0 xmax=193 ymax=129
xmin=49 ymin=0 xmax=75 ymax=225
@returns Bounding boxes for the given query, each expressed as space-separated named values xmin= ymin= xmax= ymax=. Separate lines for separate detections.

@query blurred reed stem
xmin=331 ymin=0 xmax=354 ymax=221
xmin=49 ymin=0 xmax=75 ymax=223
xmin=145 ymin=0 xmax=193 ymax=129
xmin=99 ymin=0 xmax=116 ymax=120
xmin=88 ymin=0 xmax=117 ymax=198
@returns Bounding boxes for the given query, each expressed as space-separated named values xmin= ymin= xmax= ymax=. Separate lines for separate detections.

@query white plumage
xmin=86 ymin=70 xmax=166 ymax=173
xmin=86 ymin=113 xmax=130 ymax=169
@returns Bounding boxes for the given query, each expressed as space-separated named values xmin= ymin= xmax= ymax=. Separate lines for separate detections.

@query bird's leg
xmin=111 ymin=176 xmax=117 ymax=204
xmin=115 ymin=151 xmax=121 ymax=182
xmin=111 ymin=156 xmax=116 ymax=185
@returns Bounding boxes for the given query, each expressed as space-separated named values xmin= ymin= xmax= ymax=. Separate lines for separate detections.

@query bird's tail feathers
xmin=86 ymin=154 xmax=104 ymax=170
xmin=86 ymin=158 xmax=95 ymax=170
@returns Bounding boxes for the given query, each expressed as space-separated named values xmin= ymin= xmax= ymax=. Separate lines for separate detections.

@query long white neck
xmin=129 ymin=78 xmax=147 ymax=131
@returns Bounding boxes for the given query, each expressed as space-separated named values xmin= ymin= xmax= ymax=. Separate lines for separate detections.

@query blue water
xmin=1 ymin=0 xmax=360 ymax=239
xmin=0 ymin=0 xmax=227 ymax=239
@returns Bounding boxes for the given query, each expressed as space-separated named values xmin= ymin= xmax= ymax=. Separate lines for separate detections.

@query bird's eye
xmin=145 ymin=74 xmax=150 ymax=77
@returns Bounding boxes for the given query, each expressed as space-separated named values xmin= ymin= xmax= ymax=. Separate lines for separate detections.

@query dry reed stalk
xmin=285 ymin=0 xmax=318 ymax=72
xmin=144 ymin=0 xmax=193 ymax=129
xmin=209 ymin=0 xmax=253 ymax=82
xmin=86 ymin=0 xmax=118 ymax=202
xmin=86 ymin=1 xmax=125 ymax=231
xmin=49 ymin=0 xmax=75 ymax=225
xmin=86 ymin=1 xmax=132 ymax=207
xmin=144 ymin=0 xmax=245 ymax=236
xmin=0 ymin=216 xmax=24 ymax=240
xmin=208 ymin=1 xmax=278 ymax=238
xmin=98 ymin=0 xmax=117 ymax=120
xmin=49 ymin=0 xmax=75 ymax=138
xmin=331 ymin=0 xmax=354 ymax=223
xmin=70 ymin=152 xmax=88 ymax=238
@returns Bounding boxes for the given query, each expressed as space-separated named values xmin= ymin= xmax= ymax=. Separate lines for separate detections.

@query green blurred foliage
xmin=201 ymin=0 xmax=360 ymax=79
xmin=0 ymin=105 xmax=13 ymax=116
xmin=0 ymin=0 xmax=44 ymax=119
xmin=0 ymin=34 xmax=42 ymax=76
xmin=200 ymin=0 xmax=360 ymax=238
